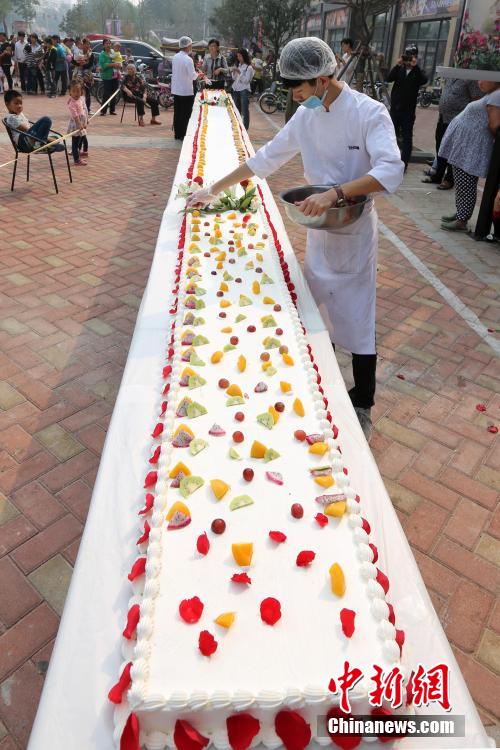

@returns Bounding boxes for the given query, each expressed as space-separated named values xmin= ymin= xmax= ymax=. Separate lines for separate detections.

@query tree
xmin=59 ymin=0 xmax=92 ymax=36
xmin=0 ymin=0 xmax=12 ymax=34
xmin=258 ymin=0 xmax=311 ymax=77
xmin=210 ymin=0 xmax=257 ymax=47
xmin=12 ymin=0 xmax=39 ymax=28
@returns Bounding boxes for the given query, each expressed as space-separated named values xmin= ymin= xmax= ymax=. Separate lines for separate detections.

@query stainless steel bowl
xmin=279 ymin=185 xmax=369 ymax=229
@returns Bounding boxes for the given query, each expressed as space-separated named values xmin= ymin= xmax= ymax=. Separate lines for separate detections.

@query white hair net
xmin=179 ymin=36 xmax=192 ymax=49
xmin=280 ymin=36 xmax=337 ymax=80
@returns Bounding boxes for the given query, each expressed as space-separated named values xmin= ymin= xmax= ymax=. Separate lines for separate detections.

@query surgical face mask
xmin=301 ymin=81 xmax=327 ymax=109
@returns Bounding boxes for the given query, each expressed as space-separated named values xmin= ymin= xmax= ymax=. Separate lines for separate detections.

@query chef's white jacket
xmin=171 ymin=51 xmax=198 ymax=96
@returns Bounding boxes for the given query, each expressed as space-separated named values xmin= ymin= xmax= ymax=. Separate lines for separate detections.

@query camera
xmin=401 ymin=54 xmax=412 ymax=63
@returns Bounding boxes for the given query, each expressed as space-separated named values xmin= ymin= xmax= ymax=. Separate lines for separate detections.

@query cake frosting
xmin=110 ymin=92 xmax=405 ymax=750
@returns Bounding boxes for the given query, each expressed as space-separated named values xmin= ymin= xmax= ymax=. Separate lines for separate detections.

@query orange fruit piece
xmin=325 ymin=500 xmax=346 ymax=517
xmin=251 ymin=440 xmax=267 ymax=459
xmin=252 ymin=281 xmax=261 ymax=295
xmin=169 ymin=462 xmax=191 ymax=479
xmin=215 ymin=612 xmax=236 ymax=628
xmin=226 ymin=384 xmax=243 ymax=397
xmin=280 ymin=381 xmax=292 ymax=393
xmin=211 ymin=351 xmax=223 ymax=364
xmin=293 ymin=398 xmax=305 ymax=417
xmin=220 ymin=300 xmax=231 ymax=308
xmin=282 ymin=353 xmax=294 ymax=366
xmin=329 ymin=563 xmax=345 ymax=596
xmin=268 ymin=405 xmax=280 ymax=424
xmin=237 ymin=355 xmax=246 ymax=372
xmin=232 ymin=542 xmax=253 ymax=567
xmin=315 ymin=475 xmax=335 ymax=489
xmin=263 ymin=296 xmax=275 ymax=305
xmin=309 ymin=442 xmax=328 ymax=456
xmin=210 ymin=479 xmax=230 ymax=500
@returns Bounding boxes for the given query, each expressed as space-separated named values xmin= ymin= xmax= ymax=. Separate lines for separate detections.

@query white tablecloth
xmin=28 ymin=99 xmax=490 ymax=750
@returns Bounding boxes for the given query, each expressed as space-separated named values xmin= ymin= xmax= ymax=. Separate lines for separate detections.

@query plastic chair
xmin=2 ymin=118 xmax=72 ymax=194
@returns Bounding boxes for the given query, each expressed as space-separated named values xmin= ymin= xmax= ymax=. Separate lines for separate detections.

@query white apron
xmin=246 ymin=83 xmax=404 ymax=355
xmin=304 ymin=201 xmax=378 ymax=354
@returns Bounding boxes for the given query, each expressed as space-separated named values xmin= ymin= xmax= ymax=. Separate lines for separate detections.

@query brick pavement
xmin=0 ymin=93 xmax=498 ymax=748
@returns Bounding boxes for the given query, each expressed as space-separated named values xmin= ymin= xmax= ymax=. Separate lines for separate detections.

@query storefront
xmin=305 ymin=12 xmax=322 ymax=38
xmin=325 ymin=7 xmax=349 ymax=55
xmin=392 ymin=0 xmax=462 ymax=83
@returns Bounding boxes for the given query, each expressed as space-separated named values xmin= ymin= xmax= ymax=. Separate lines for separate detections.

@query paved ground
xmin=0 ymin=93 xmax=498 ymax=749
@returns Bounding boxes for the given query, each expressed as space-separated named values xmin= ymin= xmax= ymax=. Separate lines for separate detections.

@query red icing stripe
xmin=108 ymin=662 xmax=132 ymax=704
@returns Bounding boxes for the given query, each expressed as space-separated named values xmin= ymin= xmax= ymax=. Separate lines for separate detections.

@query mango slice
xmin=280 ymin=381 xmax=292 ymax=394
xmin=211 ymin=351 xmax=223 ymax=364
xmin=315 ymin=475 xmax=335 ymax=489
xmin=309 ymin=442 xmax=328 ymax=456
xmin=169 ymin=462 xmax=191 ymax=480
xmin=293 ymin=398 xmax=305 ymax=417
xmin=215 ymin=612 xmax=236 ymax=628
xmin=329 ymin=563 xmax=346 ymax=596
xmin=226 ymin=384 xmax=243 ymax=397
xmin=252 ymin=281 xmax=261 ymax=295
xmin=282 ymin=353 xmax=294 ymax=366
xmin=268 ymin=405 xmax=280 ymax=424
xmin=232 ymin=542 xmax=253 ymax=567
xmin=251 ymin=440 xmax=267 ymax=459
xmin=325 ymin=501 xmax=346 ymax=517
xmin=237 ymin=355 xmax=246 ymax=372
xmin=210 ymin=478 xmax=230 ymax=500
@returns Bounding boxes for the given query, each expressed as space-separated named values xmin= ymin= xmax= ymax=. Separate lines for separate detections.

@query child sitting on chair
xmin=4 ymin=89 xmax=64 ymax=151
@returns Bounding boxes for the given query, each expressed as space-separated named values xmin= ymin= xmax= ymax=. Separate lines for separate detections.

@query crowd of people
xmin=1 ymin=28 xmax=499 ymax=241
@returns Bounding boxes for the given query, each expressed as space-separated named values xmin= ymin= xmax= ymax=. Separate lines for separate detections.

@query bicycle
xmin=258 ymin=82 xmax=287 ymax=115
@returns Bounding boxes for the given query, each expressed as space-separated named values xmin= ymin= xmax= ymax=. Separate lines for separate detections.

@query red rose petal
xmin=196 ymin=532 xmax=210 ymax=556
xmin=340 ymin=608 xmax=356 ymax=638
xmin=122 ymin=604 xmax=140 ymax=640
xmin=179 ymin=596 xmax=204 ymax=624
xmin=326 ymin=707 xmax=361 ymax=749
xmin=138 ymin=493 xmax=154 ymax=515
xmin=174 ymin=719 xmax=209 ymax=750
xmin=260 ymin=597 xmax=281 ymax=625
xmin=226 ymin=713 xmax=260 ymax=750
xmin=198 ymin=629 xmax=218 ymax=656
xmin=315 ymin=513 xmax=328 ymax=527
xmin=144 ymin=471 xmax=157 ymax=488
xmin=275 ymin=710 xmax=311 ymax=750
xmin=488 ymin=425 xmax=498 ymax=434
xmin=121 ymin=712 xmax=140 ymax=750
xmin=163 ymin=365 xmax=172 ymax=379
xmin=395 ymin=628 xmax=405 ymax=655
xmin=296 ymin=550 xmax=315 ymax=567
xmin=152 ymin=423 xmax=164 ymax=438
xmin=128 ymin=557 xmax=146 ymax=581
xmin=376 ymin=568 xmax=390 ymax=595
xmin=476 ymin=403 xmax=487 ymax=412
xmin=108 ymin=662 xmax=132 ymax=704
xmin=231 ymin=573 xmax=251 ymax=585
xmin=369 ymin=543 xmax=378 ymax=563
xmin=387 ymin=603 xmax=396 ymax=626
xmin=136 ymin=520 xmax=151 ymax=546
xmin=149 ymin=446 xmax=161 ymax=464
xmin=269 ymin=530 xmax=287 ymax=543
xmin=361 ymin=518 xmax=371 ymax=535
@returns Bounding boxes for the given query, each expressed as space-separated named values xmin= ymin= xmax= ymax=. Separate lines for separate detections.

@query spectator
xmin=387 ymin=51 xmax=427 ymax=170
xmin=29 ymin=34 xmax=45 ymax=94
xmin=171 ymin=36 xmax=198 ymax=140
xmin=340 ymin=37 xmax=354 ymax=64
xmin=0 ymin=31 xmax=13 ymax=90
xmin=73 ymin=38 xmax=94 ymax=113
xmin=439 ymin=80 xmax=500 ymax=231
xmin=67 ymin=79 xmax=88 ymax=166
xmin=121 ymin=63 xmax=162 ymax=126
xmin=231 ymin=48 xmax=253 ymax=130
xmin=23 ymin=41 xmax=38 ymax=94
xmin=422 ymin=77 xmax=482 ymax=190
xmin=14 ymin=31 xmax=26 ymax=92
xmin=201 ymin=38 xmax=228 ymax=90
xmin=251 ymin=50 xmax=264 ymax=96
xmin=4 ymin=88 xmax=64 ymax=152
xmin=111 ymin=41 xmax=123 ymax=78
xmin=52 ymin=35 xmax=68 ymax=96
xmin=99 ymin=37 xmax=120 ymax=115
xmin=124 ymin=48 xmax=134 ymax=65
xmin=44 ymin=37 xmax=57 ymax=98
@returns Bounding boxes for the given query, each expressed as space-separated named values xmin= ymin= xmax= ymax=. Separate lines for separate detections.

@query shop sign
xmin=326 ymin=8 xmax=349 ymax=30
xmin=400 ymin=0 xmax=459 ymax=18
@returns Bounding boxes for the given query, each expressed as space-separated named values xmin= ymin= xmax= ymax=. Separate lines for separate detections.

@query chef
xmin=171 ymin=36 xmax=199 ymax=140
xmin=188 ymin=37 xmax=404 ymax=440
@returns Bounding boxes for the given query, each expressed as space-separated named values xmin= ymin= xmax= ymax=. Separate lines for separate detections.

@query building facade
xmin=303 ymin=0 xmax=467 ymax=84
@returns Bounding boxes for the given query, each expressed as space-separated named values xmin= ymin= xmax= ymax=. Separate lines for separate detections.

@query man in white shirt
xmin=14 ymin=31 xmax=27 ymax=92
xmin=171 ymin=36 xmax=198 ymax=140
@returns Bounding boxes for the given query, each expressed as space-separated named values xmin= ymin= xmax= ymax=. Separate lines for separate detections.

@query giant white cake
xmin=110 ymin=93 xmax=404 ymax=750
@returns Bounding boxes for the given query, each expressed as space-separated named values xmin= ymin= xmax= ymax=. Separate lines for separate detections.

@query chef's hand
xmin=186 ymin=187 xmax=218 ymax=209
xmin=295 ymin=189 xmax=338 ymax=217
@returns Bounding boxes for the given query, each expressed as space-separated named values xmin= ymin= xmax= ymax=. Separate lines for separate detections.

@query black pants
xmin=17 ymin=61 xmax=26 ymax=91
xmin=434 ymin=115 xmax=453 ymax=185
xmin=71 ymin=135 xmax=82 ymax=163
xmin=80 ymin=134 xmax=88 ymax=152
xmin=55 ymin=67 xmax=68 ymax=96
xmin=84 ymin=85 xmax=91 ymax=111
xmin=390 ymin=108 xmax=415 ymax=168
xmin=2 ymin=64 xmax=12 ymax=89
xmin=251 ymin=77 xmax=264 ymax=95
xmin=333 ymin=345 xmax=377 ymax=409
xmin=36 ymin=67 xmax=45 ymax=93
xmin=124 ymin=93 xmax=160 ymax=118
xmin=102 ymin=77 xmax=119 ymax=113
xmin=173 ymin=94 xmax=194 ymax=140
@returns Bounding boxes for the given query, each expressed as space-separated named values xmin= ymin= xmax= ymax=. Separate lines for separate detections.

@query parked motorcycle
xmin=418 ymin=80 xmax=442 ymax=108
xmin=258 ymin=82 xmax=287 ymax=114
